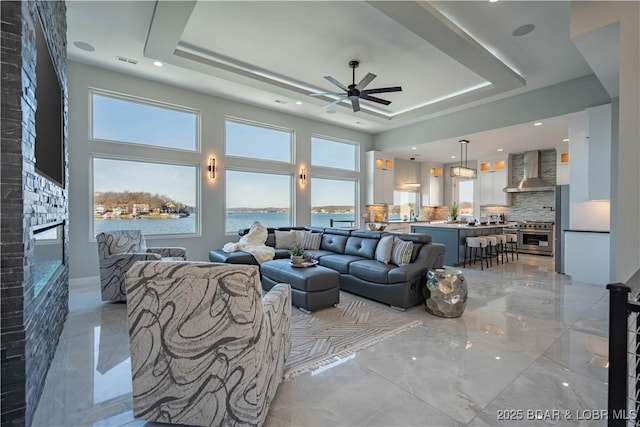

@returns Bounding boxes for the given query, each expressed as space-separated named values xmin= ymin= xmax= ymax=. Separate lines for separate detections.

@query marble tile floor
xmin=32 ymin=255 xmax=610 ymax=427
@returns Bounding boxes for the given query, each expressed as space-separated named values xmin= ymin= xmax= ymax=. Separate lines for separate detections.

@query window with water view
xmin=92 ymin=158 xmax=198 ymax=236
xmin=310 ymin=178 xmax=356 ymax=228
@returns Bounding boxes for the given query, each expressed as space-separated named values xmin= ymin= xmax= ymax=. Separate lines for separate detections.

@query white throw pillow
xmin=391 ymin=237 xmax=413 ymax=266
xmin=375 ymin=235 xmax=394 ymax=264
xmin=275 ymin=230 xmax=299 ymax=249
xmin=300 ymin=231 xmax=322 ymax=250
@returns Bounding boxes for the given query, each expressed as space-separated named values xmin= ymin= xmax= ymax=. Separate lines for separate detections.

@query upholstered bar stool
xmin=504 ymin=233 xmax=519 ymax=261
xmin=483 ymin=235 xmax=498 ymax=267
xmin=464 ymin=236 xmax=489 ymax=270
xmin=493 ymin=234 xmax=508 ymax=264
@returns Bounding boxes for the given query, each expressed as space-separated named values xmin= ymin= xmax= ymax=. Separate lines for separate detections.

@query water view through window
xmin=311 ymin=178 xmax=356 ymax=228
xmin=92 ymin=158 xmax=198 ymax=236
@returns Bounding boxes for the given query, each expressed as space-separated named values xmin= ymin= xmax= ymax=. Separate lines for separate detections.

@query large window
xmin=389 ymin=191 xmax=419 ymax=221
xmin=310 ymin=178 xmax=356 ymax=228
xmin=225 ymin=119 xmax=293 ymax=163
xmin=311 ymin=136 xmax=358 ymax=171
xmin=225 ymin=170 xmax=292 ymax=232
xmin=92 ymin=157 xmax=198 ymax=236
xmin=91 ymin=92 xmax=198 ymax=151
xmin=457 ymin=180 xmax=475 ymax=219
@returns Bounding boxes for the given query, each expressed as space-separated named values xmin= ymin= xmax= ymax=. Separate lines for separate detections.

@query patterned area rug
xmin=283 ymin=292 xmax=422 ymax=380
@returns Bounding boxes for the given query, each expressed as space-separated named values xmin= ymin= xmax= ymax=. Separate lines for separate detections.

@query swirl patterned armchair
xmin=125 ymin=261 xmax=291 ymax=427
xmin=96 ymin=230 xmax=186 ymax=302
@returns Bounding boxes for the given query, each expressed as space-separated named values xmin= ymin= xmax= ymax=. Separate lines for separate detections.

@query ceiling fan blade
xmin=361 ymin=86 xmax=402 ymax=95
xmin=309 ymin=92 xmax=343 ymax=97
xmin=360 ymin=94 xmax=391 ymax=105
xmin=355 ymin=72 xmax=376 ymax=90
xmin=324 ymin=76 xmax=348 ymax=91
xmin=351 ymin=97 xmax=360 ymax=112
xmin=323 ymin=96 xmax=348 ymax=109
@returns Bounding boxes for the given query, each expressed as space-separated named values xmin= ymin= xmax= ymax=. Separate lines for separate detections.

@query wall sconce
xmin=299 ymin=167 xmax=307 ymax=186
xmin=208 ymin=158 xmax=215 ymax=179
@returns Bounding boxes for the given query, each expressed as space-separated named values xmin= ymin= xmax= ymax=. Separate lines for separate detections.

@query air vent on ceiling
xmin=116 ymin=56 xmax=138 ymax=65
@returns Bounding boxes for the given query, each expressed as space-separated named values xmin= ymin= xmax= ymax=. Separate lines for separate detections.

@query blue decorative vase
xmin=424 ymin=268 xmax=468 ymax=318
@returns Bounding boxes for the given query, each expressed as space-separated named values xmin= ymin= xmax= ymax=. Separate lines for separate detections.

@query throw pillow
xmin=274 ymin=230 xmax=298 ymax=249
xmin=300 ymin=231 xmax=322 ymax=250
xmin=391 ymin=237 xmax=413 ymax=266
xmin=375 ymin=235 xmax=394 ymax=264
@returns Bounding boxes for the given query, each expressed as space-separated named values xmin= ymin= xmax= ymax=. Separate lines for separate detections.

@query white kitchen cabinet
xmin=366 ymin=151 xmax=394 ymax=205
xmin=478 ymin=158 xmax=508 ymax=206
xmin=420 ymin=162 xmax=443 ymax=206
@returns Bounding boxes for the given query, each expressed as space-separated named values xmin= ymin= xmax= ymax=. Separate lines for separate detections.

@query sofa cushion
xmin=348 ymin=259 xmax=396 ymax=284
xmin=344 ymin=236 xmax=378 ymax=259
xmin=320 ymin=233 xmax=348 ymax=254
xmin=391 ymin=238 xmax=413 ymax=266
xmin=274 ymin=248 xmax=290 ymax=259
xmin=375 ymin=235 xmax=394 ymax=264
xmin=303 ymin=249 xmax=335 ymax=260
xmin=388 ymin=262 xmax=430 ymax=283
xmin=209 ymin=249 xmax=258 ymax=265
xmin=318 ymin=254 xmax=366 ymax=274
xmin=300 ymin=231 xmax=322 ymax=250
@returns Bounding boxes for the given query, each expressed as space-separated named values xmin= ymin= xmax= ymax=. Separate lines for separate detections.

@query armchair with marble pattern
xmin=125 ymin=261 xmax=291 ymax=427
xmin=96 ymin=230 xmax=186 ymax=302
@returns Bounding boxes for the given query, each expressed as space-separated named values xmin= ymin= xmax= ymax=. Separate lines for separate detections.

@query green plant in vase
xmin=289 ymin=246 xmax=305 ymax=265
xmin=448 ymin=202 xmax=458 ymax=221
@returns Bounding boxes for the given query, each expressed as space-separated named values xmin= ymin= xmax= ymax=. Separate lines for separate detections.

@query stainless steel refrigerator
xmin=554 ymin=185 xmax=570 ymax=273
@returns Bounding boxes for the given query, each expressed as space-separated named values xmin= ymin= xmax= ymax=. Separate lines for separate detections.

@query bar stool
xmin=483 ymin=235 xmax=498 ymax=267
xmin=493 ymin=234 xmax=508 ymax=264
xmin=464 ymin=237 xmax=489 ymax=270
xmin=504 ymin=233 xmax=519 ymax=261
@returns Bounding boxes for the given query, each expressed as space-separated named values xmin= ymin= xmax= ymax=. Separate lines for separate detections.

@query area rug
xmin=283 ymin=292 xmax=422 ymax=380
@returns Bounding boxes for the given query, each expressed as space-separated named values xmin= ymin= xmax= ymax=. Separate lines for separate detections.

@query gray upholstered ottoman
xmin=261 ymin=259 xmax=340 ymax=313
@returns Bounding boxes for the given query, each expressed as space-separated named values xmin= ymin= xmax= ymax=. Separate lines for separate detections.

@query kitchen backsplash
xmin=480 ymin=149 xmax=557 ymax=223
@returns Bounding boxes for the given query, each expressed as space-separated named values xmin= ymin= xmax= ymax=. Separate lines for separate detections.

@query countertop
xmin=411 ymin=223 xmax=508 ymax=230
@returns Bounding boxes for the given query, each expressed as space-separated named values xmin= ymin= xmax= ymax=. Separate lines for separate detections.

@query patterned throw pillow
xmin=391 ymin=237 xmax=413 ymax=266
xmin=375 ymin=235 xmax=394 ymax=264
xmin=300 ymin=231 xmax=322 ymax=250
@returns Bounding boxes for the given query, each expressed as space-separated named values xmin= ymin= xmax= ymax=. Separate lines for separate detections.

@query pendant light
xmin=450 ymin=139 xmax=477 ymax=179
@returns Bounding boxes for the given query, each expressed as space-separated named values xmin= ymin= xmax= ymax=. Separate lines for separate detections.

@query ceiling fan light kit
xmin=310 ymin=60 xmax=402 ymax=112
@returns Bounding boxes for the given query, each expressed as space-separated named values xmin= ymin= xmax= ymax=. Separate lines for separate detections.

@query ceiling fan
xmin=310 ymin=60 xmax=402 ymax=112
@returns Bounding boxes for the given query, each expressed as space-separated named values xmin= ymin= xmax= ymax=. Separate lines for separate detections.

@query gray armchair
xmin=125 ymin=261 xmax=291 ymax=427
xmin=96 ymin=230 xmax=186 ymax=302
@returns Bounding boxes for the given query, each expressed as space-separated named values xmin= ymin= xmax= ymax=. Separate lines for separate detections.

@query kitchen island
xmin=411 ymin=223 xmax=506 ymax=266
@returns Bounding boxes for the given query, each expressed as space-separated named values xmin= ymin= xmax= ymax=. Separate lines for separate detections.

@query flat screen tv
xmin=34 ymin=9 xmax=64 ymax=187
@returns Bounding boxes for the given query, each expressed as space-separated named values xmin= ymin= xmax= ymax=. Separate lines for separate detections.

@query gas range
xmin=509 ymin=221 xmax=554 ymax=230
xmin=504 ymin=221 xmax=554 ymax=256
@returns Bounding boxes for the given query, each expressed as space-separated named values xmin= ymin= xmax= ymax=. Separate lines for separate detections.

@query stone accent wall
xmin=481 ymin=149 xmax=557 ymax=223
xmin=1 ymin=1 xmax=69 ymax=426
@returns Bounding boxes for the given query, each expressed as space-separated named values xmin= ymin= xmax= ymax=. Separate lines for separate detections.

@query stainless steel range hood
xmin=503 ymin=150 xmax=555 ymax=193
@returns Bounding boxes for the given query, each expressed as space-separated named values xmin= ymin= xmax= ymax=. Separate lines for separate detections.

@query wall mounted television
xmin=34 ymin=9 xmax=64 ymax=188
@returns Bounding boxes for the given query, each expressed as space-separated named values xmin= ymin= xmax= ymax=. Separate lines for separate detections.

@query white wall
xmin=571 ymin=2 xmax=640 ymax=284
xmin=68 ymin=62 xmax=373 ymax=279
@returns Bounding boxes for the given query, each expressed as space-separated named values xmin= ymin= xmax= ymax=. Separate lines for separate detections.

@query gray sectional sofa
xmin=209 ymin=227 xmax=446 ymax=309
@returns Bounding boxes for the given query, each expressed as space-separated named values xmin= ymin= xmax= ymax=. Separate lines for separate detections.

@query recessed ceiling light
xmin=497 ymin=148 xmax=504 ymax=152
xmin=562 ymin=138 xmax=569 ymax=142
xmin=152 ymin=61 xmax=163 ymax=67
xmin=451 ymin=155 xmax=456 ymax=159
xmin=490 ymin=0 xmax=499 ymax=2
xmin=73 ymin=41 xmax=95 ymax=52
xmin=295 ymin=101 xmax=302 ymax=105
xmin=326 ymin=109 xmax=336 ymax=114
xmin=512 ymin=24 xmax=535 ymax=37
xmin=411 ymin=147 xmax=417 ymax=150
xmin=534 ymin=122 xmax=543 ymax=126
xmin=562 ymin=382 xmax=569 ymax=387
xmin=495 ymin=356 xmax=501 ymax=360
